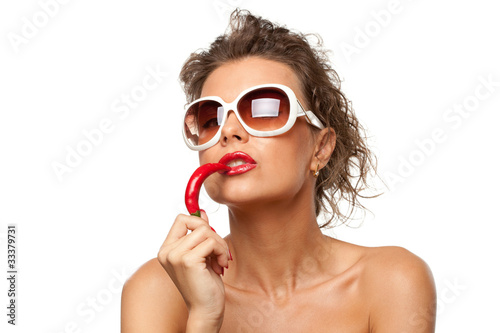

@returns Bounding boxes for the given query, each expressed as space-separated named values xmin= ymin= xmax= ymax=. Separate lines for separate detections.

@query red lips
xmin=218 ymin=151 xmax=257 ymax=175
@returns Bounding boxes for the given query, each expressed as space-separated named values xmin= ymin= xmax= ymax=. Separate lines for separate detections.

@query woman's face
xmin=199 ymin=57 xmax=317 ymax=210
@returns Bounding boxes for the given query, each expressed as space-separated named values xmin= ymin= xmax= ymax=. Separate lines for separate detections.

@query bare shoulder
xmin=361 ymin=245 xmax=435 ymax=282
xmin=358 ymin=246 xmax=437 ymax=332
xmin=121 ymin=258 xmax=187 ymax=333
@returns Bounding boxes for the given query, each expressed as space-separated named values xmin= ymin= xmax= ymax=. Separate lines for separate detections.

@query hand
xmin=157 ymin=211 xmax=230 ymax=328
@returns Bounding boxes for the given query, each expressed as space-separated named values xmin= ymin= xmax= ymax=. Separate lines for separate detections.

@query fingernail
xmin=229 ymin=249 xmax=233 ymax=261
xmin=210 ymin=226 xmax=217 ymax=233
xmin=221 ymin=267 xmax=224 ymax=276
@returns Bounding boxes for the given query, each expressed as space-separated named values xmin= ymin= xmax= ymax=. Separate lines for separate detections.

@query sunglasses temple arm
xmin=297 ymin=99 xmax=325 ymax=130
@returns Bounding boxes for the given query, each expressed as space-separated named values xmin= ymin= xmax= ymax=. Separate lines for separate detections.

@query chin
xmin=209 ymin=186 xmax=294 ymax=211
xmin=208 ymin=188 xmax=262 ymax=206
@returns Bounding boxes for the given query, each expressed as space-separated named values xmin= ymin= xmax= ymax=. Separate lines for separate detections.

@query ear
xmin=310 ymin=127 xmax=336 ymax=173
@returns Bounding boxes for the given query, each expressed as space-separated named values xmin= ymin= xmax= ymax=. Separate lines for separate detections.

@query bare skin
xmin=121 ymin=57 xmax=437 ymax=332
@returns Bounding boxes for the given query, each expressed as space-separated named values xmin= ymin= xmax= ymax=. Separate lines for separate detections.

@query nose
xmin=220 ymin=110 xmax=249 ymax=147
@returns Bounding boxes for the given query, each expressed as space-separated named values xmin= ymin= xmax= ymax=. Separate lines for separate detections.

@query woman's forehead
xmin=200 ymin=57 xmax=303 ymax=102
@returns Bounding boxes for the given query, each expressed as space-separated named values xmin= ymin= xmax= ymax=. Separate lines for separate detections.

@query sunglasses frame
xmin=182 ymin=83 xmax=325 ymax=151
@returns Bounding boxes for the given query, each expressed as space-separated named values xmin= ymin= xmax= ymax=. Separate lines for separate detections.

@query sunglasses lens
xmin=184 ymin=100 xmax=224 ymax=146
xmin=238 ymin=87 xmax=290 ymax=132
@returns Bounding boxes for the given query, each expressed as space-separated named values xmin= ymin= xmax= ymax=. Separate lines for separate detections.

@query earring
xmin=314 ymin=163 xmax=320 ymax=178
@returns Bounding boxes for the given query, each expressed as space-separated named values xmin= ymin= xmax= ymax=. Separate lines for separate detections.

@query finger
xmin=199 ymin=209 xmax=209 ymax=223
xmin=161 ymin=224 xmax=229 ymax=272
xmin=163 ymin=214 xmax=207 ymax=245
xmin=208 ymin=256 xmax=224 ymax=275
xmin=178 ymin=225 xmax=229 ymax=259
xmin=210 ymin=255 xmax=224 ymax=275
xmin=187 ymin=237 xmax=229 ymax=269
xmin=199 ymin=210 xmax=219 ymax=235
xmin=159 ymin=220 xmax=227 ymax=265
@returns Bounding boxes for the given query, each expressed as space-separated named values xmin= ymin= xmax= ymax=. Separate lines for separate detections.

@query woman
xmin=121 ymin=10 xmax=436 ymax=332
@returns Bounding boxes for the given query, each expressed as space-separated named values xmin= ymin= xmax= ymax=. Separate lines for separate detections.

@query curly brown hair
xmin=179 ymin=9 xmax=378 ymax=228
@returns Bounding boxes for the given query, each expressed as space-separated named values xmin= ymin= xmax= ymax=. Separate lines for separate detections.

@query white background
xmin=1 ymin=0 xmax=499 ymax=332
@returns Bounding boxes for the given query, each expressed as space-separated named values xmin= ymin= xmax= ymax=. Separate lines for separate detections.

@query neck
xmin=224 ymin=197 xmax=334 ymax=300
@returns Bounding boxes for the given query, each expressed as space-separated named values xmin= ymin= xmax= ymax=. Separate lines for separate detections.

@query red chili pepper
xmin=185 ymin=163 xmax=230 ymax=217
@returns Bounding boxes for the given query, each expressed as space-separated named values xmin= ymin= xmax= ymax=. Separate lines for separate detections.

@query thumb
xmin=200 ymin=209 xmax=217 ymax=234
xmin=199 ymin=209 xmax=209 ymax=223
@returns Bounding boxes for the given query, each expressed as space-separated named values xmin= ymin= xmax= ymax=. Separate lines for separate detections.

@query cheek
xmin=262 ymin=129 xmax=315 ymax=184
xmin=277 ymin=128 xmax=314 ymax=165
xmin=198 ymin=150 xmax=211 ymax=165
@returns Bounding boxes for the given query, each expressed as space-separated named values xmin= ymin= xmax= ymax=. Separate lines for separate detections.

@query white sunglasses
xmin=182 ymin=83 xmax=325 ymax=151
